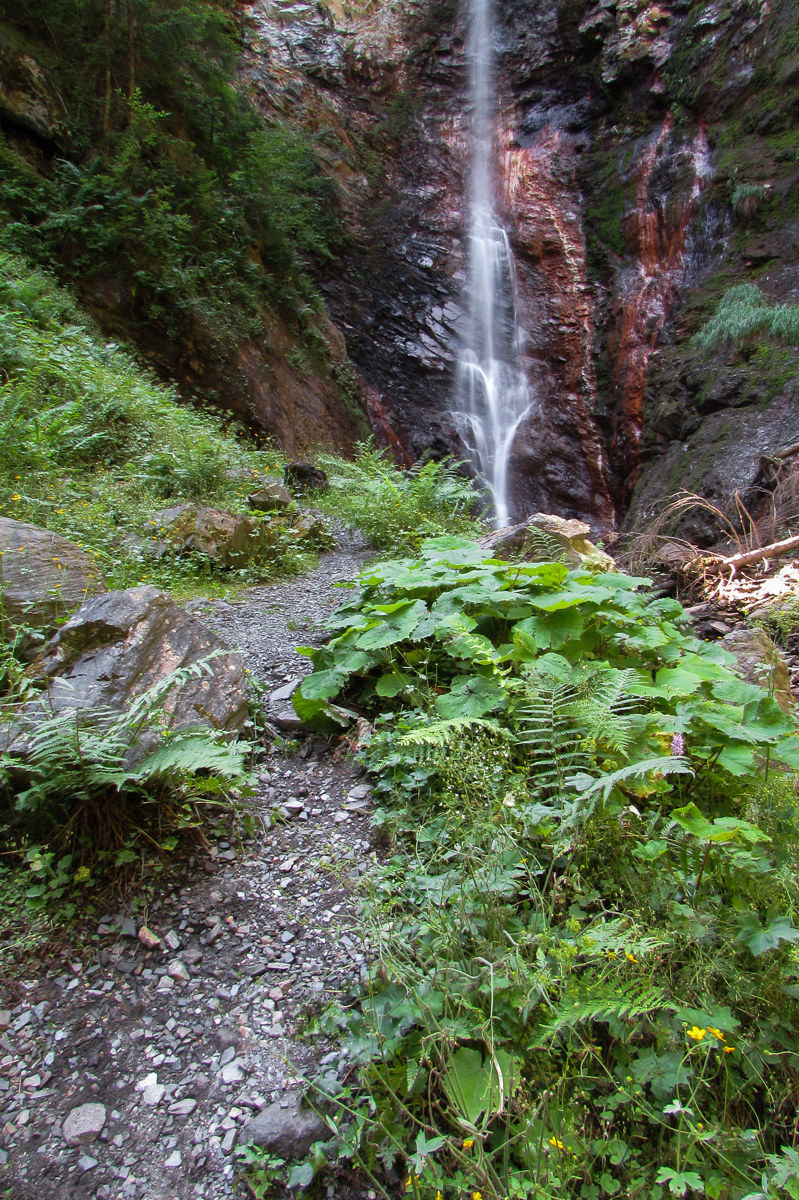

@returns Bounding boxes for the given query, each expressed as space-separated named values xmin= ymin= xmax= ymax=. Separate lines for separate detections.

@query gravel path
xmin=1 ymin=528 xmax=377 ymax=1200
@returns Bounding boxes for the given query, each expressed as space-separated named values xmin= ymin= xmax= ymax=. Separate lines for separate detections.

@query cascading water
xmin=453 ymin=0 xmax=532 ymax=529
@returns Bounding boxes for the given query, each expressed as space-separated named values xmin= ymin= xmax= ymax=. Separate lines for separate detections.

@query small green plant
xmin=731 ymin=181 xmax=769 ymax=222
xmin=316 ymin=441 xmax=482 ymax=553
xmin=0 ymin=661 xmax=252 ymax=911
xmin=693 ymin=283 xmax=799 ymax=350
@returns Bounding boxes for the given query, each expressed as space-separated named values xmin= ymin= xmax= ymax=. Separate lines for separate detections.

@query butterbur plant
xmin=284 ymin=538 xmax=799 ymax=1200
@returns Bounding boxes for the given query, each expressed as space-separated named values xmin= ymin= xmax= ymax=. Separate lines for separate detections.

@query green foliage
xmin=693 ymin=284 xmax=799 ymax=350
xmin=0 ymin=254 xmax=322 ymax=594
xmin=316 ymin=442 xmax=482 ymax=554
xmin=731 ymin=182 xmax=769 ymax=222
xmin=0 ymin=661 xmax=252 ymax=916
xmin=1 ymin=0 xmax=340 ymax=347
xmin=291 ymin=538 xmax=799 ymax=1200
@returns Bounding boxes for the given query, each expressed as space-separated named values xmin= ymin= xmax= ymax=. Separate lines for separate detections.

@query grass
xmin=693 ymin=284 xmax=799 ymax=351
xmin=0 ymin=253 xmax=325 ymax=596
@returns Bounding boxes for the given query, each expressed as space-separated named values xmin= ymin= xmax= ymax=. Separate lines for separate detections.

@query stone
xmin=164 ymin=1151 xmax=183 ymax=1168
xmin=0 ymin=517 xmax=106 ymax=649
xmin=239 ymin=1095 xmax=328 ymax=1159
xmin=3 ymin=587 xmax=248 ymax=752
xmin=167 ymin=959 xmax=190 ymax=983
xmin=168 ymin=1099 xmax=197 ymax=1117
xmin=148 ymin=504 xmax=268 ymax=569
xmin=62 ymin=1103 xmax=107 ymax=1146
xmin=479 ymin=513 xmax=614 ymax=570
xmin=247 ymin=483 xmax=293 ymax=512
xmin=721 ymin=628 xmax=795 ymax=714
xmin=267 ymin=679 xmax=306 ymax=733
xmin=283 ymin=462 xmax=329 ymax=495
xmin=138 ymin=926 xmax=161 ymax=951
xmin=141 ymin=1084 xmax=165 ymax=1107
xmin=220 ymin=1061 xmax=245 ymax=1085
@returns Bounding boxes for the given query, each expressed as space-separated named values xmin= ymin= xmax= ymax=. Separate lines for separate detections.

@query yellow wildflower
xmin=686 ymin=1026 xmax=706 ymax=1041
xmin=462 ymin=1138 xmax=474 ymax=1149
xmin=472 ymin=1193 xmax=483 ymax=1200
xmin=724 ymin=1045 xmax=735 ymax=1053
xmin=11 ymin=494 xmax=20 ymax=502
xmin=625 ymin=952 xmax=637 ymax=963
xmin=549 ymin=1136 xmax=565 ymax=1150
xmin=707 ymin=1027 xmax=725 ymax=1041
xmin=435 ymin=1193 xmax=442 ymax=1200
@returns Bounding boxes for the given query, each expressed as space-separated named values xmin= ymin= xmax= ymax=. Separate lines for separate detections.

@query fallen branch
xmin=702 ymin=532 xmax=799 ymax=574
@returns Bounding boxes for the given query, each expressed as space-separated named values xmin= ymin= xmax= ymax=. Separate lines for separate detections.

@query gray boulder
xmin=0 ymin=517 xmax=106 ymax=646
xmin=479 ymin=512 xmax=614 ymax=570
xmin=239 ymin=1094 xmax=328 ymax=1159
xmin=721 ymin=627 xmax=794 ymax=714
xmin=8 ymin=586 xmax=247 ymax=739
xmin=248 ymin=482 xmax=293 ymax=512
xmin=148 ymin=505 xmax=266 ymax=569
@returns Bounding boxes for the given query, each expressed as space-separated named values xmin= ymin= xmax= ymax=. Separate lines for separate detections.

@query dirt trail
xmin=1 ymin=529 xmax=376 ymax=1200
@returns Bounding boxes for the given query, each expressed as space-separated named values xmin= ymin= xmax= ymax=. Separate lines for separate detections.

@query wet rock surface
xmin=0 ymin=516 xmax=106 ymax=644
xmin=0 ymin=528 xmax=376 ymax=1200
xmin=3 ymin=587 xmax=249 ymax=750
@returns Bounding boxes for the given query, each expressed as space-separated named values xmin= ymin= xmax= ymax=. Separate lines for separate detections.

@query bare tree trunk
xmin=102 ymin=0 xmax=112 ymax=143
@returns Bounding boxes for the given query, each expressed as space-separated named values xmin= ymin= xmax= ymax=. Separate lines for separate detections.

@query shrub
xmin=316 ymin=441 xmax=482 ymax=553
xmin=285 ymin=538 xmax=799 ymax=1200
xmin=694 ymin=283 xmax=799 ymax=350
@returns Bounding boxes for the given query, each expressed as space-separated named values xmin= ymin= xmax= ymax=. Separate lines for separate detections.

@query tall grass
xmin=694 ymin=283 xmax=799 ymax=350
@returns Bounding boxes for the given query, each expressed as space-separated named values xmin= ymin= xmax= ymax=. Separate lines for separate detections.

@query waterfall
xmin=453 ymin=0 xmax=532 ymax=529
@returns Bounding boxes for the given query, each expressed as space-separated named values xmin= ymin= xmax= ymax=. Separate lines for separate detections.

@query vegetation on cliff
xmin=0 ymin=0 xmax=340 ymax=355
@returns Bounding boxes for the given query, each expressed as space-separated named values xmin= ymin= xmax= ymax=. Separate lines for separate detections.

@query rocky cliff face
xmin=3 ymin=0 xmax=796 ymax=537
xmin=242 ymin=0 xmax=798 ymax=539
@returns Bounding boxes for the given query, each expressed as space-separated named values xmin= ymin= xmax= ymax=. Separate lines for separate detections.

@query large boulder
xmin=0 ymin=517 xmax=106 ymax=645
xmin=148 ymin=505 xmax=266 ymax=569
xmin=16 ymin=586 xmax=248 ymax=735
xmin=721 ymin=628 xmax=794 ymax=715
xmin=479 ymin=513 xmax=614 ymax=570
xmin=284 ymin=462 xmax=329 ymax=495
xmin=247 ymin=482 xmax=293 ymax=512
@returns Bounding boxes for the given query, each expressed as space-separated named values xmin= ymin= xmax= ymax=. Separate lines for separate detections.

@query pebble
xmin=62 ymin=1103 xmax=107 ymax=1147
xmin=1 ymin=531 xmax=375 ymax=1199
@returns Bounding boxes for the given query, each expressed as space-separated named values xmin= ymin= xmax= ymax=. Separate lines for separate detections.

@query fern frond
xmin=398 ymin=717 xmax=509 ymax=751
xmin=533 ymin=977 xmax=671 ymax=1046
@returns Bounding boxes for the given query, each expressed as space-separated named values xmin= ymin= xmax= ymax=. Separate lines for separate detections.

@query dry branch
xmin=703 ymin=533 xmax=799 ymax=574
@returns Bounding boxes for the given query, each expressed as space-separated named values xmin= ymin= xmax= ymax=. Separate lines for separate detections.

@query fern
xmin=398 ymin=716 xmax=510 ymax=751
xmin=514 ymin=681 xmax=592 ymax=801
xmin=569 ymin=667 xmax=640 ymax=757
xmin=533 ymin=977 xmax=672 ymax=1046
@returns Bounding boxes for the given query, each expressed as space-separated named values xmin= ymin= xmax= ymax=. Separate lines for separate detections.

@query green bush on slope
xmin=281 ymin=538 xmax=799 ymax=1200
xmin=1 ymin=0 xmax=340 ymax=346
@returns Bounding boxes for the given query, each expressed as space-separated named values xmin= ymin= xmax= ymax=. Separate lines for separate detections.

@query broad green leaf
xmin=297 ymin=668 xmax=347 ymax=701
xmin=355 ymin=600 xmax=428 ymax=650
xmin=435 ymin=674 xmax=506 ymax=719
xmin=375 ymin=671 xmax=416 ymax=698
xmin=737 ymin=914 xmax=799 ymax=956
xmin=442 ymin=1046 xmax=519 ymax=1123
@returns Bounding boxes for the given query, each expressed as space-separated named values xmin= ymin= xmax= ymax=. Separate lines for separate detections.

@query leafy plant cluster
xmin=693 ymin=284 xmax=799 ymax=350
xmin=0 ymin=254 xmax=326 ymax=594
xmin=316 ymin=441 xmax=482 ymax=555
xmin=1 ymin=0 xmax=339 ymax=347
xmin=0 ymin=661 xmax=251 ymax=963
xmin=286 ymin=538 xmax=799 ymax=1200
